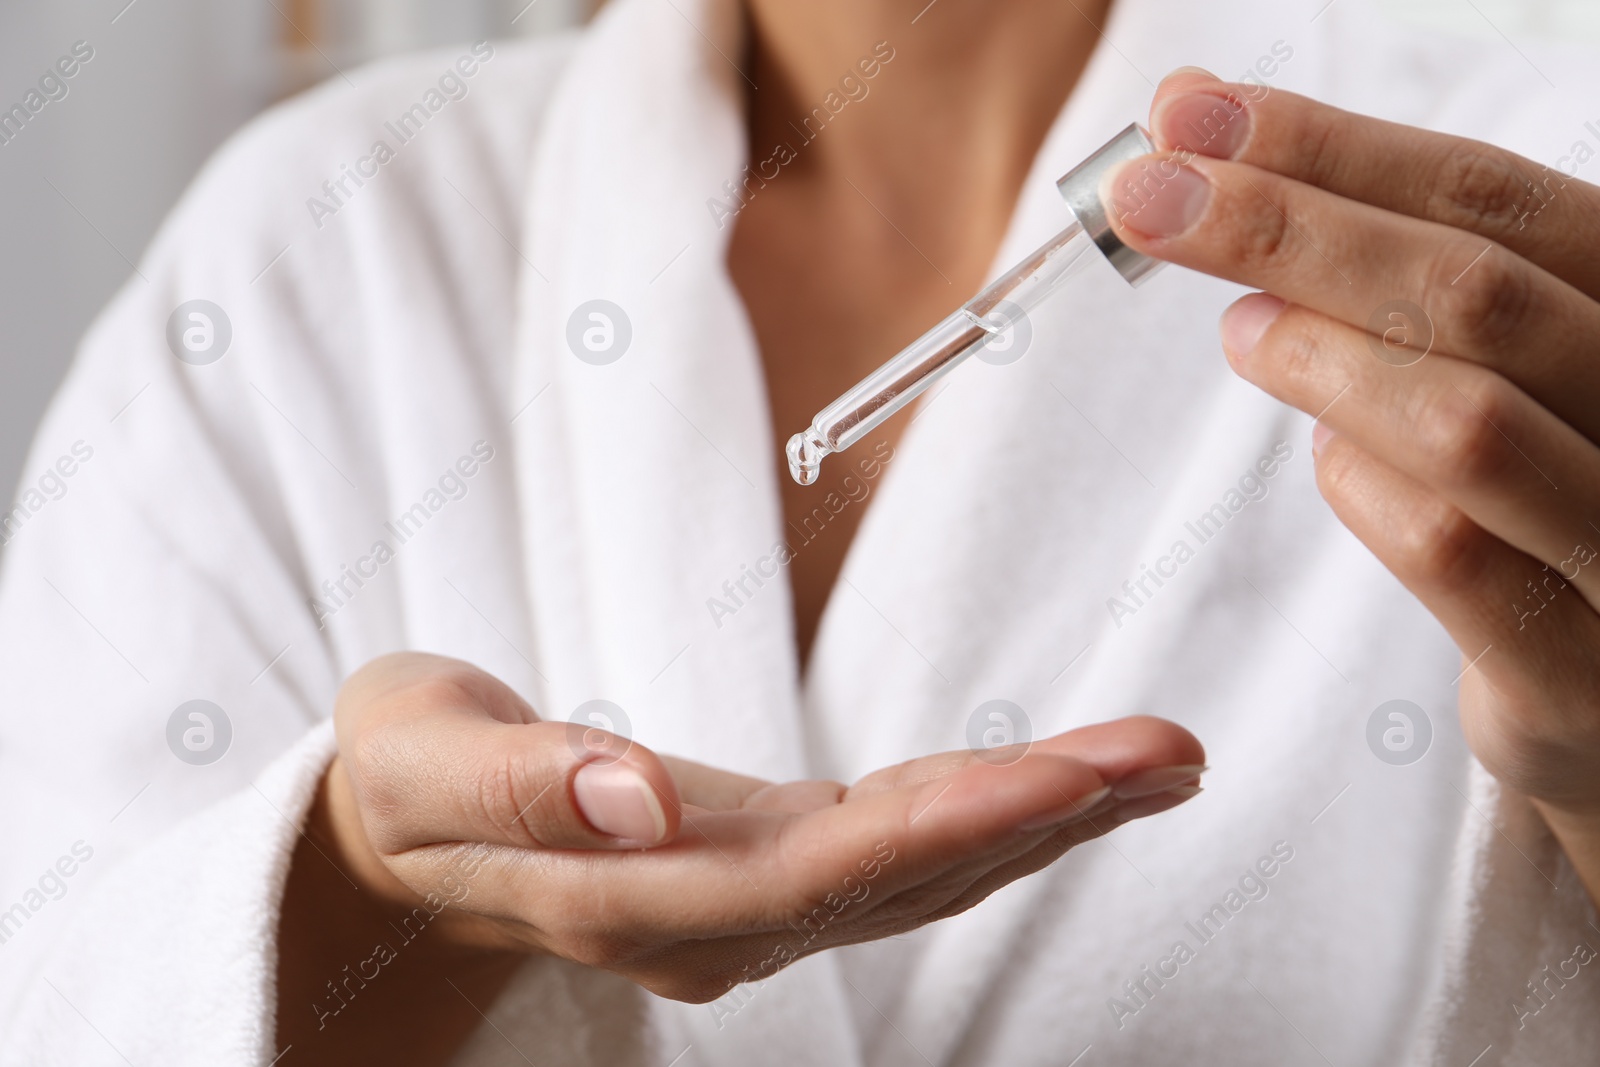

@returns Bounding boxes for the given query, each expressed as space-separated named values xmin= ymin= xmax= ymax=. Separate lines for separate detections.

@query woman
xmin=2 ymin=0 xmax=1598 ymax=1062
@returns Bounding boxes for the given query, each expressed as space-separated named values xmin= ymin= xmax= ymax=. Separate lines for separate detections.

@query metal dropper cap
xmin=1055 ymin=123 xmax=1165 ymax=287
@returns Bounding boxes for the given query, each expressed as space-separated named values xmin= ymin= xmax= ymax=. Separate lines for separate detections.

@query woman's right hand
xmin=279 ymin=652 xmax=1204 ymax=1058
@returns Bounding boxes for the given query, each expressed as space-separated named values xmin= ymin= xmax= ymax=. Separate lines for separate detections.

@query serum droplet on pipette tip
xmin=786 ymin=431 xmax=828 ymax=486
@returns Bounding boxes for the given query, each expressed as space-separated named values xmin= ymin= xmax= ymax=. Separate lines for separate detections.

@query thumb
xmin=354 ymin=714 xmax=683 ymax=854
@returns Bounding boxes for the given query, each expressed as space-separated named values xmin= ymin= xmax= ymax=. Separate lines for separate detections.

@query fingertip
xmin=1312 ymin=419 xmax=1337 ymax=460
xmin=1045 ymin=715 xmax=1206 ymax=781
xmin=573 ymin=755 xmax=680 ymax=847
xmin=1117 ymin=715 xmax=1207 ymax=771
xmin=1167 ymin=65 xmax=1222 ymax=82
xmin=1152 ymin=66 xmax=1223 ymax=110
xmin=1220 ymin=292 xmax=1287 ymax=363
xmin=1109 ymin=786 xmax=1203 ymax=823
xmin=1152 ymin=89 xmax=1255 ymax=160
xmin=1098 ymin=154 xmax=1212 ymax=241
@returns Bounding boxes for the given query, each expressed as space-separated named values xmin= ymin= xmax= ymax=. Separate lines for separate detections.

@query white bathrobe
xmin=2 ymin=0 xmax=1598 ymax=1062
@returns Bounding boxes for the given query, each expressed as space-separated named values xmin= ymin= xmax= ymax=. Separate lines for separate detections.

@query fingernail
xmin=1220 ymin=293 xmax=1286 ymax=358
xmin=1110 ymin=786 xmax=1203 ymax=822
xmin=1154 ymin=91 xmax=1252 ymax=158
xmin=1101 ymin=158 xmax=1212 ymax=239
xmin=1111 ymin=764 xmax=1208 ymax=800
xmin=573 ymin=762 xmax=668 ymax=845
xmin=1166 ymin=65 xmax=1220 ymax=81
xmin=1018 ymin=784 xmax=1114 ymax=832
xmin=1312 ymin=421 xmax=1336 ymax=459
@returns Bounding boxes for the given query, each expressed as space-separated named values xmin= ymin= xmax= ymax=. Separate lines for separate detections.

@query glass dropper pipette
xmin=785 ymin=123 xmax=1165 ymax=486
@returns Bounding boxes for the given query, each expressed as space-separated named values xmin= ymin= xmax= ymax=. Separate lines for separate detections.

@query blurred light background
xmin=0 ymin=0 xmax=1596 ymax=531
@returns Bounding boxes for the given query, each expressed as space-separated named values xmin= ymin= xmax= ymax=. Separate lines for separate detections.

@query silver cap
xmin=1055 ymin=123 xmax=1164 ymax=288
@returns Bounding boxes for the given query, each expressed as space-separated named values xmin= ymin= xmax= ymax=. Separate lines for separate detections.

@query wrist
xmin=276 ymin=761 xmax=526 ymax=1061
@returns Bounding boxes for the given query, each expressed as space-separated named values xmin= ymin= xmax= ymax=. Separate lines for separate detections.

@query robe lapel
xmin=797 ymin=2 xmax=1333 ymax=1062
xmin=512 ymin=0 xmax=803 ymax=782
xmin=511 ymin=0 xmax=862 ymax=1063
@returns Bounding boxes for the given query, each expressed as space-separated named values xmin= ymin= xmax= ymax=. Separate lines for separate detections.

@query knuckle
xmin=553 ymin=928 xmax=641 ymax=972
xmin=1427 ymin=146 xmax=1536 ymax=235
xmin=343 ymin=721 xmax=409 ymax=806
xmin=1313 ymin=435 xmax=1362 ymax=500
xmin=1293 ymin=109 xmax=1345 ymax=190
xmin=1413 ymin=379 xmax=1511 ymax=490
xmin=1431 ymin=251 xmax=1535 ymax=353
xmin=1232 ymin=193 xmax=1298 ymax=270
xmin=1392 ymin=498 xmax=1486 ymax=588
xmin=395 ymin=670 xmax=480 ymax=713
xmin=341 ymin=654 xmax=479 ymax=715
xmin=339 ymin=726 xmax=421 ymax=852
xmin=474 ymin=749 xmax=546 ymax=846
xmin=1463 ymin=703 xmax=1598 ymax=804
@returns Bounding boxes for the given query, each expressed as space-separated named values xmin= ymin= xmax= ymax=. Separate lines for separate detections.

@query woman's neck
xmin=741 ymin=0 xmax=1113 ymax=217
xmin=730 ymin=1 xmax=1115 ymax=665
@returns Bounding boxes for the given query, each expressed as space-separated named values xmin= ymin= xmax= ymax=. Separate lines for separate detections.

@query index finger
xmin=1099 ymin=139 xmax=1600 ymax=439
xmin=846 ymin=714 xmax=1204 ymax=799
xmin=1146 ymin=71 xmax=1600 ymax=299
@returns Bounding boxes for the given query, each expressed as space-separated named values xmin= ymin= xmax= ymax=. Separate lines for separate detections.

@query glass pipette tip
xmin=785 ymin=122 xmax=1164 ymax=486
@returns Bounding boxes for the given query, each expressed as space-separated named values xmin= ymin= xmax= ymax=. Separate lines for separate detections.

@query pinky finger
xmin=1312 ymin=427 xmax=1600 ymax=792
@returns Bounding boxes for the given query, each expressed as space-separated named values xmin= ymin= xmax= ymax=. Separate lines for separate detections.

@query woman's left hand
xmin=1104 ymin=69 xmax=1600 ymax=899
